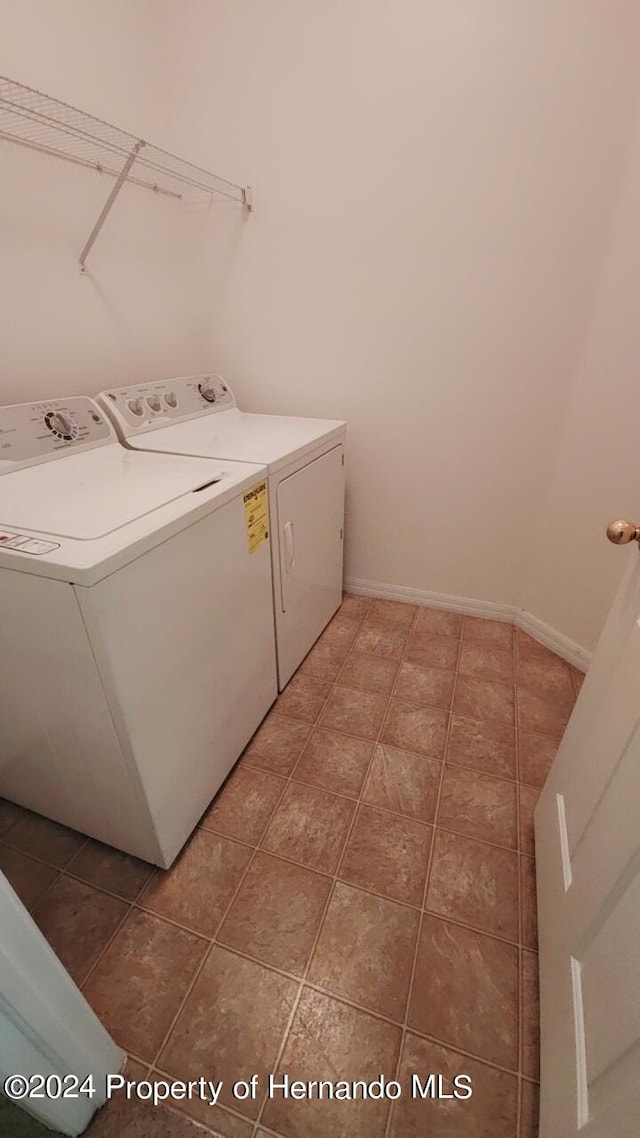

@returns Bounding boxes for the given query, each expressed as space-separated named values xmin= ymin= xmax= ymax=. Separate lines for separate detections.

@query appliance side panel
xmin=0 ymin=568 xmax=159 ymax=861
xmin=275 ymin=444 xmax=345 ymax=687
xmin=80 ymin=495 xmax=277 ymax=867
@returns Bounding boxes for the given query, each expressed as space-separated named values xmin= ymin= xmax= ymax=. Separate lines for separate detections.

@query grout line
xmin=384 ymin=614 xmax=464 ymax=1138
xmin=251 ymin=601 xmax=428 ymax=1137
xmin=141 ymin=609 xmax=372 ymax=1115
xmin=79 ymin=899 xmax=137 ymax=989
xmin=512 ymin=622 xmax=524 ymax=1138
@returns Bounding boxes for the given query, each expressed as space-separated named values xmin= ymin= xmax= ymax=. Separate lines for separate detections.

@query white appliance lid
xmin=124 ymin=408 xmax=345 ymax=468
xmin=0 ymin=444 xmax=238 ymax=540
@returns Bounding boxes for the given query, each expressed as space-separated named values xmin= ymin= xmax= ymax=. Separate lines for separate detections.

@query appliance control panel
xmin=0 ymin=397 xmax=114 ymax=473
xmin=0 ymin=531 xmax=60 ymax=555
xmin=99 ymin=375 xmax=236 ymax=436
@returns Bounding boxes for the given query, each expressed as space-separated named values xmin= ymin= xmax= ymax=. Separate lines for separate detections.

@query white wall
xmin=161 ymin=1 xmax=640 ymax=626
xmin=1 ymin=2 xmax=639 ymax=653
xmin=522 ymin=107 xmax=640 ymax=650
xmin=0 ymin=0 xmax=209 ymax=404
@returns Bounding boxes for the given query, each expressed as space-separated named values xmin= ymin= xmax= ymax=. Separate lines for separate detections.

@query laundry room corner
xmin=0 ymin=0 xmax=211 ymax=404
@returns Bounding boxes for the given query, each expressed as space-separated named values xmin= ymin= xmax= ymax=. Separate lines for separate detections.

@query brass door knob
xmin=606 ymin=519 xmax=640 ymax=545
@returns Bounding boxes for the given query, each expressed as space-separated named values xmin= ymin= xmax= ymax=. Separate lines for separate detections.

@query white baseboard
xmin=514 ymin=610 xmax=590 ymax=672
xmin=345 ymin=576 xmax=591 ymax=672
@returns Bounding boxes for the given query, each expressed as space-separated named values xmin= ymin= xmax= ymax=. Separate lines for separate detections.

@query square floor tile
xmin=0 ymin=845 xmax=58 ymax=911
xmin=33 ymin=876 xmax=128 ymax=984
xmin=293 ymin=729 xmax=373 ymax=798
xmin=202 ymin=767 xmax=286 ymax=845
xmin=393 ymin=661 xmax=455 ymax=710
xmin=408 ymin=914 xmax=519 ymax=1070
xmin=389 ymin=1033 xmax=517 ymax=1138
xmin=339 ymin=593 xmax=372 ymax=621
xmin=218 ymin=851 xmax=331 ymax=975
xmin=262 ymin=987 xmax=402 ymax=1138
xmin=515 ymin=630 xmax=547 ymax=657
xmin=299 ymin=640 xmax=349 ymax=682
xmin=413 ymin=607 xmax=463 ymax=638
xmin=362 ymin=744 xmax=441 ymax=823
xmin=405 ymin=630 xmax=459 ymax=671
xmin=245 ymin=715 xmax=312 ymax=776
xmin=0 ymin=798 xmax=24 ymax=838
xmin=381 ymin=700 xmax=448 ymax=760
xmin=338 ymin=653 xmax=399 ymax=695
xmin=458 ymin=641 xmax=514 ymax=683
xmin=517 ymin=689 xmax=570 ymax=738
xmin=437 ymin=767 xmax=517 ymax=849
xmin=353 ymin=623 xmax=408 ymax=659
xmin=519 ymin=785 xmax=540 ymax=857
xmin=366 ymin=598 xmax=417 ymax=628
xmin=4 ymin=812 xmax=86 ymax=868
xmin=521 ymin=949 xmax=540 ymax=1080
xmin=520 ymin=1079 xmax=540 ymax=1138
xmin=68 ymin=839 xmax=153 ymax=901
xmin=261 ymin=782 xmax=355 ymax=873
xmin=462 ymin=616 xmax=514 ymax=649
xmin=447 ymin=714 xmax=516 ymax=780
xmin=518 ymin=730 xmax=559 ymax=787
xmin=159 ymin=946 xmax=298 ymax=1120
xmin=453 ymin=675 xmax=515 ymax=726
xmin=516 ymin=649 xmax=575 ymax=705
xmin=83 ymin=909 xmax=207 ymax=1062
xmin=141 ymin=829 xmax=252 ymax=937
xmin=426 ymin=828 xmax=519 ymax=941
xmin=308 ymin=881 xmax=419 ymax=1020
xmin=340 ymin=804 xmax=432 ymax=906
xmin=276 ymin=675 xmax=332 ymax=723
xmin=319 ymin=686 xmax=388 ymax=740
xmin=318 ymin=619 xmax=360 ymax=654
xmin=520 ymin=856 xmax=538 ymax=949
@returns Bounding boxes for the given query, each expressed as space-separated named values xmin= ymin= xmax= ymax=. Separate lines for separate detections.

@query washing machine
xmin=0 ymin=395 xmax=277 ymax=867
xmin=98 ymin=376 xmax=346 ymax=689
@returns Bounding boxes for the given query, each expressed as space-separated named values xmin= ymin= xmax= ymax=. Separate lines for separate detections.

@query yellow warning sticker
xmin=243 ymin=481 xmax=269 ymax=554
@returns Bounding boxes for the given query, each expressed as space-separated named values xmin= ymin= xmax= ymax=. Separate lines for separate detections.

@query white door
xmin=1 ymin=872 xmax=123 ymax=1135
xmin=536 ymin=540 xmax=640 ymax=1137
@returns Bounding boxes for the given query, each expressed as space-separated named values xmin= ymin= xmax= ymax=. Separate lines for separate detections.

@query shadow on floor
xmin=0 ymin=1093 xmax=64 ymax=1136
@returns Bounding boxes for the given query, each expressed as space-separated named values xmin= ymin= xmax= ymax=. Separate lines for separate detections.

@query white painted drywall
xmin=161 ymin=1 xmax=640 ymax=628
xmin=1 ymin=2 xmax=639 ymax=653
xmin=0 ymin=0 xmax=210 ymax=404
xmin=522 ymin=107 xmax=640 ymax=651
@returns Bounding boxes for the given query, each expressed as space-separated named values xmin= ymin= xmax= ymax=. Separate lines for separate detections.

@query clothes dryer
xmin=99 ymin=376 xmax=346 ymax=688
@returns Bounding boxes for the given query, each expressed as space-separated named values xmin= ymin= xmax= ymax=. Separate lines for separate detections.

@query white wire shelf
xmin=0 ymin=74 xmax=252 ymax=270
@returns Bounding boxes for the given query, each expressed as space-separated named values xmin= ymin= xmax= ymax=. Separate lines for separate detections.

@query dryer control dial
xmin=147 ymin=395 xmax=162 ymax=412
xmin=44 ymin=411 xmax=77 ymax=441
xmin=128 ymin=398 xmax=144 ymax=416
xmin=198 ymin=381 xmax=216 ymax=403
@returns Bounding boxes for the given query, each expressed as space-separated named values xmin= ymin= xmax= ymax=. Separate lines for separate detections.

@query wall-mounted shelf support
xmin=79 ymin=140 xmax=145 ymax=272
xmin=0 ymin=75 xmax=253 ymax=271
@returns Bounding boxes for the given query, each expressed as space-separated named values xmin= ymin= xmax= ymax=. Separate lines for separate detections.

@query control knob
xmin=147 ymin=395 xmax=162 ymax=412
xmin=198 ymin=381 xmax=216 ymax=404
xmin=128 ymin=399 xmax=144 ymax=416
xmin=44 ymin=411 xmax=76 ymax=441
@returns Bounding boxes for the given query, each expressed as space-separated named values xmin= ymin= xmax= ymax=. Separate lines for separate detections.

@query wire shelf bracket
xmin=0 ymin=75 xmax=253 ymax=271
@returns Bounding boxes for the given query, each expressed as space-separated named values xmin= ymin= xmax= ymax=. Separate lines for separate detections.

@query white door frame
xmin=0 ymin=871 xmax=124 ymax=1135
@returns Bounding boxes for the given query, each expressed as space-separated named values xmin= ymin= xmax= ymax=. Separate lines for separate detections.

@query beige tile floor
xmin=0 ymin=595 xmax=584 ymax=1138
